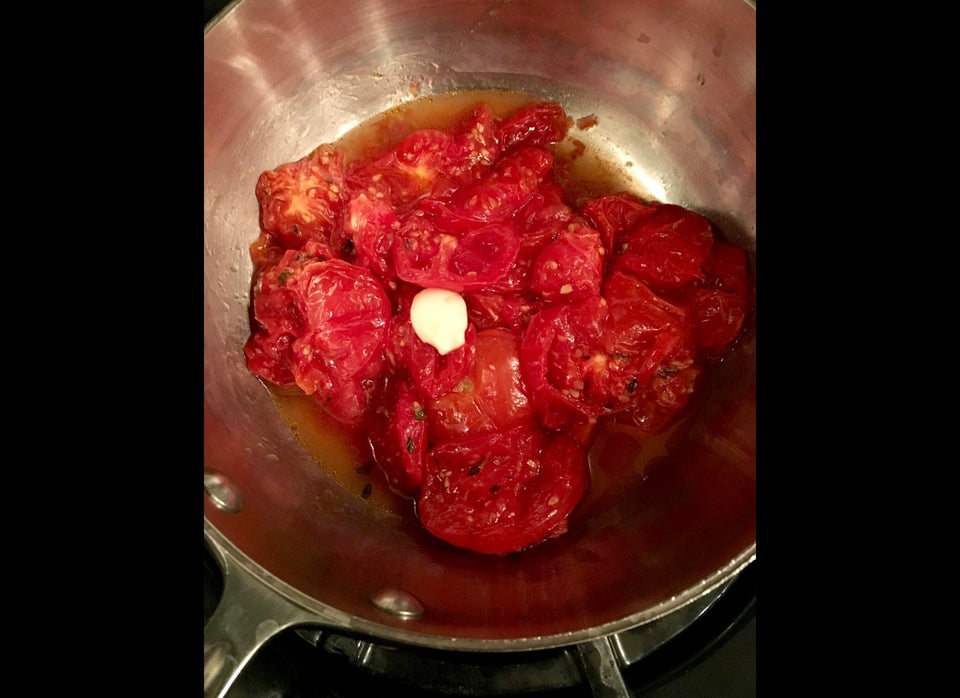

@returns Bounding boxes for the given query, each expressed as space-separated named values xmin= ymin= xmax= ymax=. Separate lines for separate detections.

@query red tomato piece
xmin=580 ymin=192 xmax=657 ymax=255
xmin=603 ymin=270 xmax=701 ymax=432
xmin=619 ymin=202 xmax=716 ymax=257
xmin=447 ymin=103 xmax=502 ymax=179
xmin=244 ymin=241 xmax=338 ymax=385
xmin=464 ymin=291 xmax=542 ymax=331
xmin=255 ymin=144 xmax=349 ymax=250
xmin=447 ymin=147 xmax=554 ymax=223
xmin=245 ymin=250 xmax=391 ymax=423
xmin=611 ymin=232 xmax=706 ymax=292
xmin=622 ymin=360 xmax=702 ymax=434
xmin=706 ymin=240 xmax=751 ymax=297
xmin=347 ymin=129 xmax=458 ymax=210
xmin=528 ymin=222 xmax=604 ymax=302
xmin=686 ymin=288 xmax=749 ymax=359
xmin=498 ymin=102 xmax=572 ymax=153
xmin=519 ymin=296 xmax=612 ymax=427
xmin=603 ymin=269 xmax=692 ymax=351
xmin=392 ymin=214 xmax=520 ymax=291
xmin=368 ymin=379 xmax=428 ymax=496
xmin=428 ymin=327 xmax=535 ymax=441
xmin=515 ymin=181 xmax=576 ymax=234
xmin=683 ymin=240 xmax=753 ymax=359
xmin=341 ymin=191 xmax=399 ymax=283
xmin=388 ymin=313 xmax=478 ymax=400
xmin=417 ymin=426 xmax=588 ymax=554
xmin=520 ymin=279 xmax=696 ymax=429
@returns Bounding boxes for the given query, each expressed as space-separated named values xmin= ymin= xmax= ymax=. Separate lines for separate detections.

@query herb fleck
xmin=361 ymin=483 xmax=373 ymax=499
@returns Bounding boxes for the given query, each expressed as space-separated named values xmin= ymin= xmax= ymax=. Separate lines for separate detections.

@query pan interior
xmin=204 ymin=0 xmax=755 ymax=647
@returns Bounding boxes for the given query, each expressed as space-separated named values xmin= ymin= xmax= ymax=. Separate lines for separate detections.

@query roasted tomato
xmin=417 ymin=426 xmax=588 ymax=555
xmin=447 ymin=147 xmax=554 ymax=223
xmin=580 ymin=192 xmax=656 ymax=255
xmin=255 ymin=144 xmax=349 ymax=251
xmin=604 ymin=270 xmax=700 ymax=432
xmin=368 ymin=379 xmax=428 ymax=497
xmin=341 ymin=190 xmax=399 ymax=283
xmin=392 ymin=214 xmax=520 ymax=291
xmin=347 ymin=129 xmax=459 ymax=210
xmin=611 ymin=202 xmax=716 ymax=292
xmin=428 ymin=327 xmax=536 ymax=442
xmin=388 ymin=313 xmax=478 ymax=401
xmin=679 ymin=240 xmax=752 ymax=359
xmin=244 ymin=248 xmax=391 ymax=423
xmin=527 ymin=222 xmax=605 ymax=302
xmin=520 ymin=276 xmax=696 ymax=430
xmin=463 ymin=291 xmax=542 ymax=331
xmin=499 ymin=101 xmax=572 ymax=153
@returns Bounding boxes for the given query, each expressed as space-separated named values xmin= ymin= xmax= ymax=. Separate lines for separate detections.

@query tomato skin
xmin=618 ymin=203 xmax=716 ymax=257
xmin=389 ymin=315 xmax=478 ymax=400
xmin=528 ymin=223 xmax=604 ymax=302
xmin=341 ymin=191 xmax=399 ymax=283
xmin=682 ymin=240 xmax=752 ymax=359
xmin=256 ymin=145 xmax=349 ymax=250
xmin=464 ymin=291 xmax=542 ymax=332
xmin=519 ymin=296 xmax=611 ymax=428
xmin=244 ymin=251 xmax=391 ymax=423
xmin=448 ymin=147 xmax=554 ymax=223
xmin=392 ymin=215 xmax=520 ymax=291
xmin=612 ymin=232 xmax=706 ymax=291
xmin=369 ymin=379 xmax=428 ymax=497
xmin=448 ymin=103 xmax=501 ymax=178
xmin=417 ymin=426 xmax=588 ymax=554
xmin=520 ymin=276 xmax=700 ymax=431
xmin=498 ymin=102 xmax=572 ymax=153
xmin=428 ymin=327 xmax=535 ymax=442
xmin=580 ymin=192 xmax=656 ymax=255
xmin=687 ymin=288 xmax=748 ymax=359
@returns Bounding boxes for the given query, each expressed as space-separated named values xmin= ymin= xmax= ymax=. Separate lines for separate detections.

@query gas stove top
xmin=203 ymin=541 xmax=755 ymax=697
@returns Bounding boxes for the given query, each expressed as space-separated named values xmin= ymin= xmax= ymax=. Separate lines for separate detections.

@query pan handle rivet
xmin=370 ymin=588 xmax=425 ymax=619
xmin=204 ymin=468 xmax=243 ymax=513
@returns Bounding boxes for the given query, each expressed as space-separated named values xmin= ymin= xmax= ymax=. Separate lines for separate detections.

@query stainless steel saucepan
xmin=204 ymin=1 xmax=756 ymax=695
